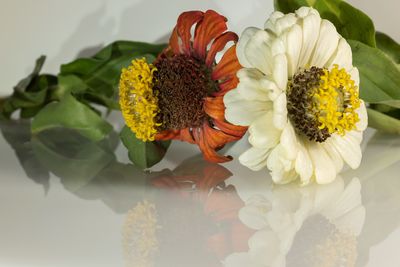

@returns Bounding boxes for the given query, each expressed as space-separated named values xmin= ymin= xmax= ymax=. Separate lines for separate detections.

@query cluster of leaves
xmin=0 ymin=41 xmax=170 ymax=168
xmin=275 ymin=0 xmax=400 ymax=134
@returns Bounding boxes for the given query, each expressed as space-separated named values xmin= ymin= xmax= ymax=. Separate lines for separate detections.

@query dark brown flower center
xmin=153 ymin=54 xmax=217 ymax=131
xmin=286 ymin=67 xmax=331 ymax=142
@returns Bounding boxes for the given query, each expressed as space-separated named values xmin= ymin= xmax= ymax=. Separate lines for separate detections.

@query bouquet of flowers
xmin=1 ymin=0 xmax=399 ymax=185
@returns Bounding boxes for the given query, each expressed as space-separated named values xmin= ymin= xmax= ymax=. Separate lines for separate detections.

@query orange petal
xmin=176 ymin=11 xmax=204 ymax=55
xmin=178 ymin=128 xmax=196 ymax=144
xmin=213 ymin=76 xmax=239 ymax=97
xmin=193 ymin=125 xmax=232 ymax=163
xmin=204 ymin=97 xmax=225 ymax=120
xmin=212 ymin=45 xmax=241 ymax=81
xmin=214 ymin=119 xmax=247 ymax=138
xmin=205 ymin=31 xmax=238 ymax=67
xmin=202 ymin=123 xmax=237 ymax=149
xmin=169 ymin=27 xmax=180 ymax=54
xmin=193 ymin=10 xmax=227 ymax=60
xmin=155 ymin=129 xmax=180 ymax=140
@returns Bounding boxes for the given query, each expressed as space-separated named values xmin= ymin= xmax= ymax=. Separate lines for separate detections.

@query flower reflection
xmin=2 ymin=120 xmax=400 ymax=267
xmin=123 ymin=157 xmax=254 ymax=267
xmin=224 ymin=177 xmax=365 ymax=267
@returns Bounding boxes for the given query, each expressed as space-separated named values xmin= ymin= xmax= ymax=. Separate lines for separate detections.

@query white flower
xmin=224 ymin=177 xmax=365 ymax=267
xmin=224 ymin=7 xmax=368 ymax=184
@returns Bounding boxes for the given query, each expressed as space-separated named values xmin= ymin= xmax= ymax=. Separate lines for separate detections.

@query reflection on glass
xmin=1 ymin=121 xmax=400 ymax=267
xmin=123 ymin=158 xmax=254 ymax=267
xmin=224 ymin=177 xmax=364 ymax=267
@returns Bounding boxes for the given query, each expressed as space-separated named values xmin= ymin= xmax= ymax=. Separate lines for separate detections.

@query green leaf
xmin=376 ymin=32 xmax=400 ymax=64
xmin=1 ymin=56 xmax=57 ymax=119
xmin=59 ymin=41 xmax=165 ymax=107
xmin=349 ymin=40 xmax=400 ymax=108
xmin=120 ymin=125 xmax=171 ymax=169
xmin=31 ymin=93 xmax=112 ymax=141
xmin=367 ymin=108 xmax=400 ymax=134
xmin=274 ymin=0 xmax=376 ymax=47
xmin=15 ymin=56 xmax=46 ymax=92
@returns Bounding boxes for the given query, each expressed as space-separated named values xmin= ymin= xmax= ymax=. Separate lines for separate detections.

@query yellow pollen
xmin=311 ymin=64 xmax=360 ymax=135
xmin=119 ymin=58 xmax=161 ymax=142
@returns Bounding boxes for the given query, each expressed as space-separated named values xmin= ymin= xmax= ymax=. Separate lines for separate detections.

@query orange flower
xmin=120 ymin=10 xmax=247 ymax=163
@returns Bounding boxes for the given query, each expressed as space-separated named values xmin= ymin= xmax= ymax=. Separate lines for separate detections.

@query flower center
xmin=119 ymin=58 xmax=161 ymax=142
xmin=286 ymin=65 xmax=360 ymax=142
xmin=119 ymin=56 xmax=218 ymax=142
xmin=154 ymin=54 xmax=217 ymax=131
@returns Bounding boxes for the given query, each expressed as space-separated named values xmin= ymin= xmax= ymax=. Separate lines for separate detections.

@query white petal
xmin=295 ymin=143 xmax=313 ymax=184
xmin=280 ymin=122 xmax=299 ymax=160
xmin=310 ymin=20 xmax=340 ymax=67
xmin=267 ymin=145 xmax=297 ymax=184
xmin=270 ymin=38 xmax=286 ymax=56
xmin=273 ymin=54 xmax=288 ymax=90
xmin=236 ymin=27 xmax=259 ymax=68
xmin=349 ymin=67 xmax=360 ymax=87
xmin=327 ymin=37 xmax=353 ymax=70
xmin=284 ymin=24 xmax=303 ymax=77
xmin=260 ymin=77 xmax=282 ymax=101
xmin=249 ymin=112 xmax=281 ymax=148
xmin=273 ymin=93 xmax=288 ymax=130
xmin=330 ymin=134 xmax=362 ymax=169
xmin=356 ymin=100 xmax=368 ymax=131
xmin=322 ymin=140 xmax=344 ymax=172
xmin=269 ymin=13 xmax=298 ymax=36
xmin=298 ymin=13 xmax=321 ymax=67
xmin=224 ymin=89 xmax=271 ymax=126
xmin=271 ymin=168 xmax=298 ymax=184
xmin=295 ymin=6 xmax=317 ymax=18
xmin=236 ymin=68 xmax=270 ymax=101
xmin=244 ymin=29 xmax=274 ymax=74
xmin=239 ymin=146 xmax=271 ymax=171
xmin=264 ymin=11 xmax=284 ymax=30
xmin=308 ymin=142 xmax=337 ymax=184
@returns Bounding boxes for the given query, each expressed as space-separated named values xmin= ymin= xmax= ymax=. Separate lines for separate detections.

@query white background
xmin=0 ymin=0 xmax=399 ymax=96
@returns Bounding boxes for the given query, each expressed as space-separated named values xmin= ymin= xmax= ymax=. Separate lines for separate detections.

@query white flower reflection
xmin=224 ymin=177 xmax=365 ymax=267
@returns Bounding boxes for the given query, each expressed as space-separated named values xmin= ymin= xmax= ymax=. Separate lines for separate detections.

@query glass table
xmin=0 ymin=120 xmax=399 ymax=267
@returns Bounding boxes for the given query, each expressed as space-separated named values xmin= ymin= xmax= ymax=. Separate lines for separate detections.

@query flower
xmin=119 ymin=10 xmax=247 ymax=163
xmin=223 ymin=7 xmax=368 ymax=184
xmin=224 ymin=177 xmax=365 ymax=267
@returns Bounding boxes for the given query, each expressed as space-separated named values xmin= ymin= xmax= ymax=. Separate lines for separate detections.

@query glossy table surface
xmin=0 ymin=119 xmax=399 ymax=267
